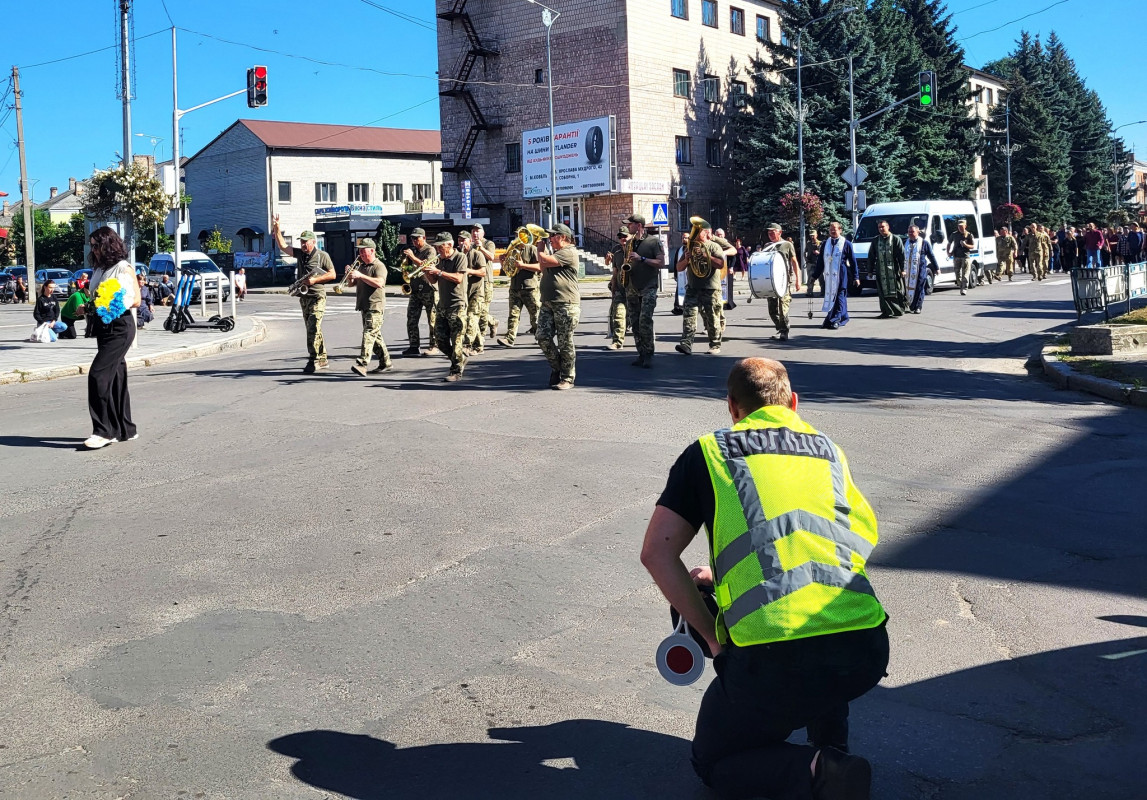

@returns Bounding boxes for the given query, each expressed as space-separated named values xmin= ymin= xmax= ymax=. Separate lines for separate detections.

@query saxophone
xmin=686 ymin=216 xmax=712 ymax=279
xmin=399 ymin=251 xmax=439 ymax=296
xmin=620 ymin=233 xmax=635 ymax=288
xmin=502 ymin=224 xmax=547 ymax=278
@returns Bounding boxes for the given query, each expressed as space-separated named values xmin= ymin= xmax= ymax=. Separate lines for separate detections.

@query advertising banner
xmin=522 ymin=116 xmax=614 ymax=199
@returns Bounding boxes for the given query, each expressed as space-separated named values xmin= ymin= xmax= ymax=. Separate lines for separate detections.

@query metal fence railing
xmin=1070 ymin=261 xmax=1147 ymax=322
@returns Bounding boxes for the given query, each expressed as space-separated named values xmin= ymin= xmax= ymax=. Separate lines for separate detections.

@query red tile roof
xmin=239 ymin=119 xmax=440 ymax=155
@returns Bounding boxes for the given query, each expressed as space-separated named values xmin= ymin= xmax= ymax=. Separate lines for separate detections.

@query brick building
xmin=436 ymin=0 xmax=782 ymax=249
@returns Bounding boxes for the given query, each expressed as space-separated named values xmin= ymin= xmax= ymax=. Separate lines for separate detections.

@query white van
xmin=852 ymin=200 xmax=997 ymax=292
xmin=148 ymin=251 xmax=231 ymax=301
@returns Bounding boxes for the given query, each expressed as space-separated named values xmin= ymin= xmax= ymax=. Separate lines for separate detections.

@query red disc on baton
xmin=657 ymin=619 xmax=706 ymax=686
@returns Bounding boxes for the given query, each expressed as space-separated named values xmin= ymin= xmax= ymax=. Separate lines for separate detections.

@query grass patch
xmin=1060 ymin=356 xmax=1141 ymax=385
xmin=1108 ymin=307 xmax=1147 ymax=326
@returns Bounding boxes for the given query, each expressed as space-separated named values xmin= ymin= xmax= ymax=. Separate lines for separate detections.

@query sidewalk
xmin=1041 ymin=343 xmax=1147 ymax=407
xmin=0 ymin=307 xmax=266 ymax=385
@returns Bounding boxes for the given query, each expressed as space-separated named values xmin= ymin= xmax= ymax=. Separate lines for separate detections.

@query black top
xmin=627 ymin=234 xmax=664 ymax=292
xmin=656 ymin=440 xmax=714 ymax=535
xmin=33 ymin=295 xmax=60 ymax=324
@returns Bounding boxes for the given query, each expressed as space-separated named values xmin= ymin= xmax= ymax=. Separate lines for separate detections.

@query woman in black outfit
xmin=84 ymin=227 xmax=140 ymax=450
xmin=33 ymin=281 xmax=60 ymax=327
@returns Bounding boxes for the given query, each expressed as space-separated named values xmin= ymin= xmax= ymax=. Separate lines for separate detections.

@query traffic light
xmin=247 ymin=65 xmax=268 ymax=108
xmin=918 ymin=70 xmax=936 ymax=107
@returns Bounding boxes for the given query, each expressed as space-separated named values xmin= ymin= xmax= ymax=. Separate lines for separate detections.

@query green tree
xmin=203 ymin=226 xmax=233 ymax=254
xmin=8 ymin=210 xmax=84 ymax=267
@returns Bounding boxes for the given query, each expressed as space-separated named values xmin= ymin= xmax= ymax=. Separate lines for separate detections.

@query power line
xmin=288 ymin=97 xmax=440 ymax=148
xmin=951 ymin=0 xmax=1006 ymax=16
xmin=160 ymin=0 xmax=175 ymax=26
xmin=357 ymin=0 xmax=436 ymax=32
xmin=21 ymin=27 xmax=168 ymax=69
xmin=958 ymin=0 xmax=1072 ymax=42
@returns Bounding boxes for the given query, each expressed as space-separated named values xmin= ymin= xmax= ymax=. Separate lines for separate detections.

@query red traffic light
xmin=254 ymin=66 xmax=267 ymax=79
xmin=247 ymin=66 xmax=268 ymax=108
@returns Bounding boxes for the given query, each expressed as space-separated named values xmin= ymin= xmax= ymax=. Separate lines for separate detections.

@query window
xmin=703 ymin=74 xmax=719 ymax=104
xmin=277 ymin=181 xmax=291 ymax=202
xmin=347 ymin=183 xmax=369 ymax=202
xmin=756 ymin=15 xmax=770 ymax=43
xmin=535 ymin=68 xmax=544 ymax=84
xmin=702 ymin=0 xmax=717 ymax=27
xmin=730 ymin=7 xmax=745 ymax=35
xmin=380 ymin=183 xmax=403 ymax=202
xmin=731 ymin=80 xmax=748 ymax=107
xmin=706 ymin=138 xmax=722 ymax=167
xmin=412 ymin=183 xmax=434 ymax=202
xmin=675 ymin=136 xmax=692 ymax=165
xmin=986 ymin=88 xmax=994 ymax=106
xmin=506 ymin=142 xmax=522 ymax=173
xmin=671 ymin=0 xmax=687 ymax=19
xmin=973 ymin=85 xmax=984 ymax=104
xmin=678 ymin=202 xmax=692 ymax=232
xmin=315 ymin=182 xmax=337 ymax=203
xmin=673 ymin=68 xmax=691 ymax=98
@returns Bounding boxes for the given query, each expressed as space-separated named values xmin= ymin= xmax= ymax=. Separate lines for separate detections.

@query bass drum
xmin=748 ymin=250 xmax=789 ymax=299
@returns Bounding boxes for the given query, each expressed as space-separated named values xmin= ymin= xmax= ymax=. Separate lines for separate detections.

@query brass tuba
xmin=502 ymin=224 xmax=547 ymax=278
xmin=686 ymin=216 xmax=712 ymax=279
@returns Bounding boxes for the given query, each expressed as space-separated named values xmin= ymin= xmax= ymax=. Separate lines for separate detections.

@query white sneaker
xmin=83 ymin=435 xmax=117 ymax=450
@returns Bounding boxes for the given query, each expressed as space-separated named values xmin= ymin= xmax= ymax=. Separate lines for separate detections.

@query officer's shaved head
xmin=728 ymin=358 xmax=793 ymax=413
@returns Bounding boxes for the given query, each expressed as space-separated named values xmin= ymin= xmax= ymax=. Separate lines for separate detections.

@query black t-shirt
xmin=656 ymin=440 xmax=714 ymax=535
xmin=627 ymin=233 xmax=664 ymax=292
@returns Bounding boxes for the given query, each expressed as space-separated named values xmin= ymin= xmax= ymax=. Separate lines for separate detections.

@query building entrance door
xmin=556 ymin=199 xmax=583 ymax=245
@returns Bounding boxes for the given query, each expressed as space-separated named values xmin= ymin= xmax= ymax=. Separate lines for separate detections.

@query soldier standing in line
xmin=1023 ymin=225 xmax=1042 ymax=281
xmin=497 ymin=232 xmax=542 ymax=348
xmin=472 ymin=224 xmax=498 ymax=340
xmin=346 ymin=238 xmax=394 ymax=377
xmin=423 ymin=233 xmax=469 ymax=382
xmin=272 ymin=217 xmax=335 ymax=373
xmin=675 ymin=219 xmax=727 ymax=356
xmin=459 ymin=231 xmax=490 ymax=355
xmin=402 ymin=228 xmax=439 ymax=356
xmin=996 ymin=227 xmax=1018 ymax=281
xmin=947 ymin=218 xmax=976 ymax=296
xmin=622 ymin=213 xmax=666 ymax=368
xmin=761 ymin=223 xmax=802 ymax=338
xmin=605 ymin=226 xmax=630 ymax=350
xmin=535 ymin=222 xmax=581 ymax=390
xmin=1037 ymin=223 xmax=1052 ymax=280
xmin=711 ymin=228 xmax=737 ymax=334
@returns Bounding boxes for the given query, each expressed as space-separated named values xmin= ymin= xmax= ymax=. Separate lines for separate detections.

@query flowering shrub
xmin=778 ymin=192 xmax=824 ymax=229
xmin=81 ymin=161 xmax=171 ymax=229
xmin=993 ymin=203 xmax=1023 ymax=225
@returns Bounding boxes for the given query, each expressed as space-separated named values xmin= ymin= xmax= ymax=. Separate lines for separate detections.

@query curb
xmin=1040 ymin=346 xmax=1147 ymax=408
xmin=0 ymin=321 xmax=267 ymax=386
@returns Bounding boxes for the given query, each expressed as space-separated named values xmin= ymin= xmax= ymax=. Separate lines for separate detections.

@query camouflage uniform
xmin=536 ymin=242 xmax=581 ymax=385
xmin=434 ymin=249 xmax=469 ymax=377
xmin=463 ymin=243 xmax=490 ymax=352
xmin=1037 ymin=229 xmax=1052 ymax=279
xmin=624 ymin=232 xmax=665 ymax=363
xmin=1024 ymin=231 xmax=1042 ymax=280
xmin=405 ymin=243 xmax=438 ymax=351
xmin=996 ymin=234 xmax=1017 ymax=279
xmin=293 ymin=247 xmax=334 ymax=365
xmin=354 ymin=256 xmax=391 ymax=370
xmin=608 ymin=239 xmax=629 ymax=348
xmin=477 ymin=239 xmax=497 ymax=337
xmin=679 ymin=239 xmax=725 ymax=352
xmin=503 ymin=244 xmax=540 ymax=346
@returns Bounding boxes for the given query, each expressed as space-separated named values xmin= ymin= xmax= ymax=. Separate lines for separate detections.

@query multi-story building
xmin=967 ymin=67 xmax=1006 ymax=202
xmin=184 ymin=119 xmax=442 ymax=256
xmin=436 ymin=0 xmax=782 ymax=248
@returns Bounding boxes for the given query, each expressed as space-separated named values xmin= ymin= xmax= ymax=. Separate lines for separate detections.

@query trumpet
xmin=400 ymin=252 xmax=439 ymax=296
xmin=332 ymin=257 xmax=363 ymax=295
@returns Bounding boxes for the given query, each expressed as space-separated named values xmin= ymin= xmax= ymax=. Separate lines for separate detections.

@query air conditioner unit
xmin=675 ymin=185 xmax=689 ymax=200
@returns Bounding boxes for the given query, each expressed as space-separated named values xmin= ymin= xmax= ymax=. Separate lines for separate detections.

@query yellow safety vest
xmin=698 ymin=405 xmax=886 ymax=646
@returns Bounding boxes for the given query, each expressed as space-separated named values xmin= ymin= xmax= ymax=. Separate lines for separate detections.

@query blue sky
xmin=2 ymin=0 xmax=1143 ymax=202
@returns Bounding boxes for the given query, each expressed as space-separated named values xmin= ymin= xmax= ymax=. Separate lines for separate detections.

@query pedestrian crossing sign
xmin=652 ymin=203 xmax=669 ymax=226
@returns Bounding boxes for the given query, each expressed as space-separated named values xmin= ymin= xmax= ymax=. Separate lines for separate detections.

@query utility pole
xmin=171 ymin=27 xmax=181 ymax=284
xmin=848 ymin=56 xmax=859 ymax=233
xmin=12 ymin=66 xmax=35 ymax=303
xmin=119 ymin=0 xmax=134 ymax=255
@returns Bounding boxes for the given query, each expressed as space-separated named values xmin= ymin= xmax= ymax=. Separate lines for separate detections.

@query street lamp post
xmin=528 ymin=0 xmax=561 ymax=229
xmin=1003 ymin=80 xmax=1043 ymax=205
xmin=796 ymin=6 xmax=856 ymax=261
xmin=134 ymin=133 xmax=166 ymax=255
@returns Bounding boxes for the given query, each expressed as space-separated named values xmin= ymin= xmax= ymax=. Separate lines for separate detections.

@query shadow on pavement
xmin=0 ymin=435 xmax=88 ymax=450
xmin=267 ymin=720 xmax=699 ymax=800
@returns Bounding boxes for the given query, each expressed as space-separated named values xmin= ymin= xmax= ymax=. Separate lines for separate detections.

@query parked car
xmin=35 ymin=269 xmax=74 ymax=298
xmin=148 ymin=251 xmax=231 ymax=301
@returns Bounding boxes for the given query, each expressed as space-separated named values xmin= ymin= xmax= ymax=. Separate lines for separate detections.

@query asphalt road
xmin=1 ymin=276 xmax=1144 ymax=799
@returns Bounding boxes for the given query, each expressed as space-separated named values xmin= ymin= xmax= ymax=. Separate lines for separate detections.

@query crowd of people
xmin=1005 ymin=220 xmax=1145 ymax=274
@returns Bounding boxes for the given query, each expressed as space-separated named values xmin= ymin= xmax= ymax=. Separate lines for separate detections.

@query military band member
xmin=536 ymin=222 xmax=581 ymax=390
xmin=460 ymin=231 xmax=490 ymax=354
xmin=996 ymin=227 xmax=1018 ymax=281
xmin=605 ymin=226 xmax=630 ymax=350
xmin=947 ymin=218 xmax=977 ymax=295
xmin=272 ymin=216 xmax=335 ymax=373
xmin=1023 ymin=225 xmax=1042 ymax=282
xmin=402 ymin=227 xmax=439 ymax=356
xmin=761 ymin=223 xmax=802 ymax=339
xmin=712 ymin=228 xmax=737 ymax=333
xmin=622 ymin=213 xmax=666 ymax=368
xmin=497 ymin=231 xmax=542 ymax=348
xmin=675 ymin=219 xmax=727 ymax=356
xmin=472 ymin=224 xmax=498 ymax=339
xmin=345 ymin=238 xmax=394 ymax=376
xmin=423 ymin=232 xmax=469 ymax=382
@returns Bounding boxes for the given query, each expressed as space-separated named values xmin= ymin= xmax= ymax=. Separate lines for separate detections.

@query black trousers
xmin=692 ymin=622 xmax=889 ymax=800
xmin=88 ymin=313 xmax=137 ymax=441
xmin=59 ymin=317 xmax=78 ymax=339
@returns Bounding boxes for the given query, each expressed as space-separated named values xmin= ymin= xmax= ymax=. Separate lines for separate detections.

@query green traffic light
xmin=920 ymin=94 xmax=932 ymax=106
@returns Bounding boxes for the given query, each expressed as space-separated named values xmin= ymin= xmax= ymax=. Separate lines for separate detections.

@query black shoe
xmin=675 ymin=343 xmax=692 ymax=355
xmin=401 ymin=347 xmax=420 ymax=356
xmin=369 ymin=362 xmax=394 ymax=374
xmin=642 ymin=356 xmax=652 ymax=368
xmin=303 ymin=360 xmax=316 ymax=374
xmin=812 ymin=747 xmax=871 ymax=800
xmin=549 ymin=369 xmax=559 ymax=387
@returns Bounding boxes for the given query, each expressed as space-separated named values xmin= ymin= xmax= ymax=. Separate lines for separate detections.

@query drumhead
xmin=748 ymin=251 xmax=789 ymax=299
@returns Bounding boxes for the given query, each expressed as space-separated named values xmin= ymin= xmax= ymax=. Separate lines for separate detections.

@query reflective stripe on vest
xmin=700 ymin=407 xmax=885 ymax=646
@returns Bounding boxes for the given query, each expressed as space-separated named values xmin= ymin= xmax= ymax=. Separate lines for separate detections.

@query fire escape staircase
xmin=438 ymin=0 xmax=500 ymax=183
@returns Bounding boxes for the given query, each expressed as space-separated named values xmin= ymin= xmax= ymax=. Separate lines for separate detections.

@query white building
xmin=183 ymin=119 xmax=442 ymax=256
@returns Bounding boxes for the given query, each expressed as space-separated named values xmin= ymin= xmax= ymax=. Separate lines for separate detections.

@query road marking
xmin=1044 ymin=279 xmax=1070 ymax=286
xmin=1100 ymin=649 xmax=1147 ymax=660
